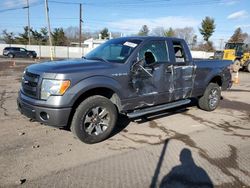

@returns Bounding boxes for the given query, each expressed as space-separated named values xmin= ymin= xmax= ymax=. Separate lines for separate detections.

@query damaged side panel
xmin=129 ymin=64 xmax=165 ymax=109
xmin=172 ymin=65 xmax=196 ymax=101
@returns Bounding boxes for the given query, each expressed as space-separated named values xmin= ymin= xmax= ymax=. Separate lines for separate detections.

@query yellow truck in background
xmin=222 ymin=42 xmax=250 ymax=72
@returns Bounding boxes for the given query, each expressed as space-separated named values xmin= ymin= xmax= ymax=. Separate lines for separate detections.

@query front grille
xmin=22 ymin=71 xmax=40 ymax=98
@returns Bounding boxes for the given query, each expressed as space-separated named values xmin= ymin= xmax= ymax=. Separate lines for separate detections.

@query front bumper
xmin=17 ymin=95 xmax=72 ymax=127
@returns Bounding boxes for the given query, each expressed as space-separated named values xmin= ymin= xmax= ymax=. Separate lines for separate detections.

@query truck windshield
xmin=225 ymin=43 xmax=243 ymax=50
xmin=85 ymin=38 xmax=142 ymax=63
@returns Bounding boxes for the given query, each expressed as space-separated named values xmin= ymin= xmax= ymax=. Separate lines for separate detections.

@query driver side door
xmin=129 ymin=40 xmax=170 ymax=108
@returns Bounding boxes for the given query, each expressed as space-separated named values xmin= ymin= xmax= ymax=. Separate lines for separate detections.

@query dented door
xmin=170 ymin=40 xmax=196 ymax=101
xmin=172 ymin=65 xmax=195 ymax=100
xmin=128 ymin=40 xmax=170 ymax=109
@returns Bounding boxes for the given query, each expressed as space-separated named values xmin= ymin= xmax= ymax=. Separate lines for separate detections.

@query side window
xmin=20 ymin=48 xmax=26 ymax=52
xmin=139 ymin=40 xmax=169 ymax=63
xmin=173 ymin=41 xmax=186 ymax=63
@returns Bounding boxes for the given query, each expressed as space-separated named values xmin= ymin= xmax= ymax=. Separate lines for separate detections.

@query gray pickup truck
xmin=17 ymin=37 xmax=232 ymax=143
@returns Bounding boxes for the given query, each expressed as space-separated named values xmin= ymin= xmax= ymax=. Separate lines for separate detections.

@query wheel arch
xmin=72 ymin=87 xmax=122 ymax=112
xmin=66 ymin=86 xmax=122 ymax=129
xmin=209 ymin=75 xmax=222 ymax=87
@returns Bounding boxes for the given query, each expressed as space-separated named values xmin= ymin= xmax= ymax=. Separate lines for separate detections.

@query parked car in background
xmin=3 ymin=47 xmax=37 ymax=58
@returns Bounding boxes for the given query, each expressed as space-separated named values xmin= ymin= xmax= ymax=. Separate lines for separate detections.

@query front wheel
xmin=71 ymin=95 xmax=117 ymax=144
xmin=246 ymin=62 xmax=250 ymax=73
xmin=198 ymin=83 xmax=221 ymax=111
xmin=8 ymin=53 xmax=14 ymax=58
xmin=232 ymin=60 xmax=241 ymax=72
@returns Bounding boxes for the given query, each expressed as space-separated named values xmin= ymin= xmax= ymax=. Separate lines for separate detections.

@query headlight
xmin=41 ymin=79 xmax=71 ymax=100
xmin=21 ymin=69 xmax=26 ymax=82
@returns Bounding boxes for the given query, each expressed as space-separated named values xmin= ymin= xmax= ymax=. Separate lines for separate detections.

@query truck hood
xmin=27 ymin=58 xmax=116 ymax=74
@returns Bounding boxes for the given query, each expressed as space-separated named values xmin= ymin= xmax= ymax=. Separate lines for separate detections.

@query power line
xmin=0 ymin=7 xmax=23 ymax=13
xmin=0 ymin=1 xmax=43 ymax=13
xmin=49 ymin=0 xmax=83 ymax=5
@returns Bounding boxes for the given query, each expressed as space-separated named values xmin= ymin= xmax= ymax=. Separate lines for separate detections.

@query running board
xmin=127 ymin=99 xmax=191 ymax=118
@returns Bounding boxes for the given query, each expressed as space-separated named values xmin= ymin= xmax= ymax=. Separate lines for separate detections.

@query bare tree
xmin=174 ymin=27 xmax=196 ymax=45
xmin=151 ymin=27 xmax=166 ymax=36
xmin=229 ymin=27 xmax=248 ymax=43
xmin=138 ymin=25 xmax=150 ymax=36
xmin=65 ymin=26 xmax=79 ymax=42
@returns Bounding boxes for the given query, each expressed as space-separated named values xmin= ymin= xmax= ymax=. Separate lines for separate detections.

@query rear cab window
xmin=169 ymin=39 xmax=192 ymax=65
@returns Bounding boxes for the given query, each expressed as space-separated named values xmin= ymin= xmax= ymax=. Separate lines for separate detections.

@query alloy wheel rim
xmin=208 ymin=88 xmax=219 ymax=108
xmin=83 ymin=106 xmax=110 ymax=136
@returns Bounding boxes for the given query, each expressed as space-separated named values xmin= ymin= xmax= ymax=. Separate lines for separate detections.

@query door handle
xmin=165 ymin=65 xmax=173 ymax=73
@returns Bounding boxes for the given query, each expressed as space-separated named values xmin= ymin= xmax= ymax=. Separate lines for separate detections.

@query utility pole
xmin=219 ymin=38 xmax=224 ymax=50
xmin=23 ymin=0 xmax=31 ymax=45
xmin=44 ymin=0 xmax=53 ymax=60
xmin=79 ymin=3 xmax=83 ymax=47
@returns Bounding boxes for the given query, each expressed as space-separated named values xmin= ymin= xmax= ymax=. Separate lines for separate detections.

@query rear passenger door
xmin=168 ymin=40 xmax=196 ymax=101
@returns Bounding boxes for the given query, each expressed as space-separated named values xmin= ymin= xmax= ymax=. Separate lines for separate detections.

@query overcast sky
xmin=0 ymin=0 xmax=249 ymax=47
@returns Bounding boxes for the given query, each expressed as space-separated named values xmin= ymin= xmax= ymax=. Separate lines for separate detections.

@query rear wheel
xmin=71 ymin=95 xmax=117 ymax=144
xmin=198 ymin=83 xmax=221 ymax=111
xmin=29 ymin=54 xmax=34 ymax=58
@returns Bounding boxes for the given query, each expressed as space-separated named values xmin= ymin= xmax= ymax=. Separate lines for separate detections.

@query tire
xmin=198 ymin=83 xmax=221 ymax=111
xmin=29 ymin=54 xmax=34 ymax=58
xmin=71 ymin=95 xmax=117 ymax=144
xmin=246 ymin=63 xmax=250 ymax=73
xmin=8 ymin=53 xmax=14 ymax=58
xmin=232 ymin=60 xmax=241 ymax=72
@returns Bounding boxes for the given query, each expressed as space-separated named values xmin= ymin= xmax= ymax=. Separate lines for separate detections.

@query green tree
xmin=164 ymin=27 xmax=175 ymax=37
xmin=16 ymin=26 xmax=30 ymax=44
xmin=39 ymin=27 xmax=49 ymax=45
xmin=31 ymin=29 xmax=42 ymax=45
xmin=2 ymin=30 xmax=15 ymax=44
xmin=228 ymin=27 xmax=248 ymax=43
xmin=138 ymin=25 xmax=149 ymax=36
xmin=100 ymin=28 xmax=109 ymax=39
xmin=52 ymin=28 xmax=69 ymax=46
xmin=199 ymin=17 xmax=215 ymax=42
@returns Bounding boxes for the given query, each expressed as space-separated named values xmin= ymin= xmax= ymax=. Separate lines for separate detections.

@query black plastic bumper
xmin=17 ymin=97 xmax=72 ymax=127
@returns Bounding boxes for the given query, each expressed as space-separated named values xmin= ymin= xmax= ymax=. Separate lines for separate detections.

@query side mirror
xmin=131 ymin=58 xmax=153 ymax=77
xmin=131 ymin=58 xmax=144 ymax=73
